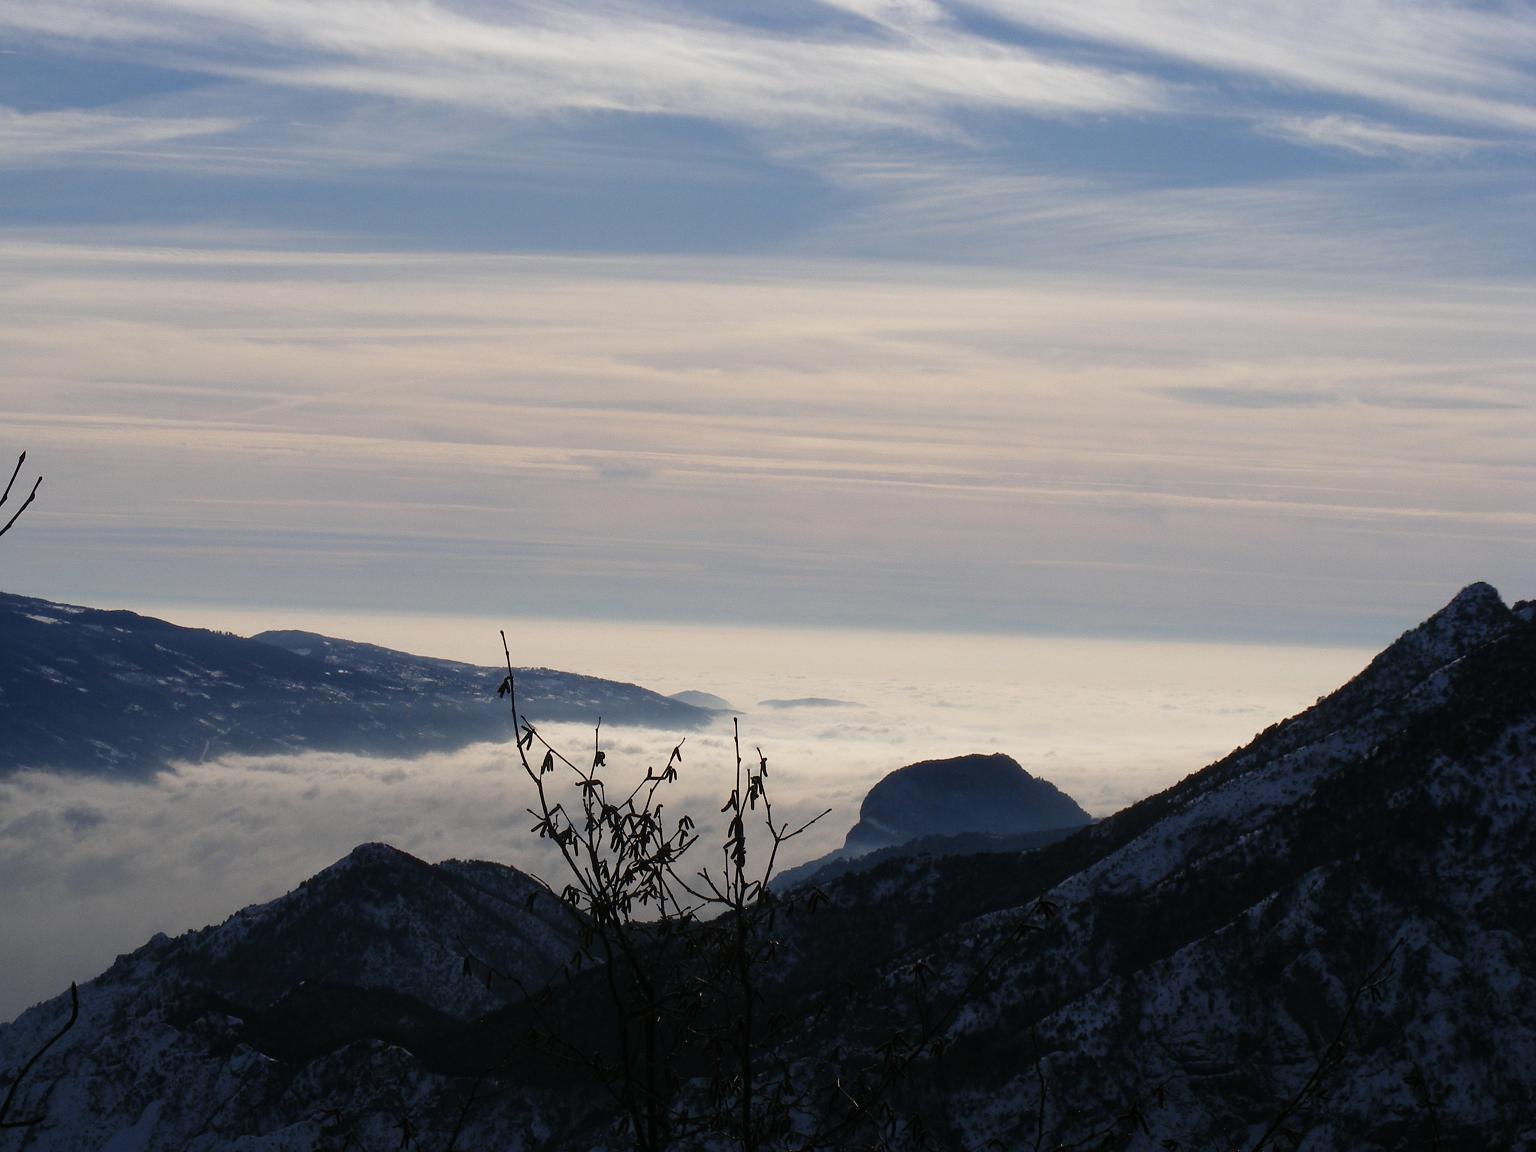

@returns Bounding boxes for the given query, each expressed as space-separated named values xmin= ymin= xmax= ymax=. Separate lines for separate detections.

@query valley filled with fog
xmin=0 ymin=612 xmax=1372 ymax=1019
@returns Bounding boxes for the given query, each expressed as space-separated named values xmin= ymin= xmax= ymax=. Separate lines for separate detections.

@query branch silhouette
xmin=0 ymin=452 xmax=41 ymax=540
xmin=0 ymin=983 xmax=78 ymax=1130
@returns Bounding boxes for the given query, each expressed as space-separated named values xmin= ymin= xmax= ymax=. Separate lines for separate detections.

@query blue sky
xmin=3 ymin=0 xmax=1536 ymax=642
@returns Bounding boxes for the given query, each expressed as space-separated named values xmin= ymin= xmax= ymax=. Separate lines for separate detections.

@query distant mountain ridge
xmin=775 ymin=752 xmax=1093 ymax=889
xmin=667 ymin=689 xmax=734 ymax=712
xmin=843 ymin=751 xmax=1091 ymax=854
xmin=0 ymin=592 xmax=711 ymax=776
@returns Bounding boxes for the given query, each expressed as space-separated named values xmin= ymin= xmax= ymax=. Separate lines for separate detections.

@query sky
xmin=3 ymin=1 xmax=1535 ymax=1019
xmin=2 ymin=0 xmax=1535 ymax=642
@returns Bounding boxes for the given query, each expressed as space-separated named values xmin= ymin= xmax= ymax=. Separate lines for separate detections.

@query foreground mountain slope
xmin=0 ymin=846 xmax=582 ymax=1151
xmin=4 ymin=584 xmax=1535 ymax=1149
xmin=788 ymin=583 xmax=1536 ymax=1147
xmin=0 ymin=592 xmax=710 ymax=776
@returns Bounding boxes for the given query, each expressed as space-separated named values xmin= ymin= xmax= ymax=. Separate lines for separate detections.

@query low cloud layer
xmin=0 ymin=626 xmax=1374 ymax=1020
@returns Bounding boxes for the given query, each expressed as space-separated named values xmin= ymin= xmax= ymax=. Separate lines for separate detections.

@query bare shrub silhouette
xmin=0 ymin=985 xmax=77 ymax=1132
xmin=0 ymin=452 xmax=41 ymax=541
xmin=478 ymin=630 xmax=1065 ymax=1152
xmin=0 ymin=450 xmax=74 ymax=1135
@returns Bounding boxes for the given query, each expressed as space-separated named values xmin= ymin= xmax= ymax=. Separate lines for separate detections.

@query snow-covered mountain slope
xmin=150 ymin=842 xmax=576 ymax=1021
xmin=0 ymin=845 xmax=583 ymax=1151
xmin=792 ymin=582 xmax=1536 ymax=1147
xmin=0 ymin=592 xmax=710 ymax=776
xmin=773 ymin=824 xmax=1083 ymax=891
xmin=4 ymin=583 xmax=1535 ymax=1150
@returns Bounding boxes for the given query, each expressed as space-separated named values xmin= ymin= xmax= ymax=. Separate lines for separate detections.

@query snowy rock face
xmin=0 ymin=845 xmax=584 ymax=1152
xmin=5 ymin=583 xmax=1536 ymax=1151
xmin=841 ymin=753 xmax=1092 ymax=856
xmin=1227 ymin=580 xmax=1521 ymax=771
xmin=797 ymin=582 xmax=1536 ymax=1149
xmin=162 ymin=842 xmax=576 ymax=1021
xmin=0 ymin=592 xmax=710 ymax=776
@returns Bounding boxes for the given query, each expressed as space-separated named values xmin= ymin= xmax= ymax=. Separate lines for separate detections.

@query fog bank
xmin=0 ymin=618 xmax=1372 ymax=1020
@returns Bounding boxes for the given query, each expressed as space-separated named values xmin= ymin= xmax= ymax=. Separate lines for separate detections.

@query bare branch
xmin=0 ymin=451 xmax=41 ymax=539
xmin=1248 ymin=940 xmax=1403 ymax=1152
xmin=0 ymin=982 xmax=79 ymax=1129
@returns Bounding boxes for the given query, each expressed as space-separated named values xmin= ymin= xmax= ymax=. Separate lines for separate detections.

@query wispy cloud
xmin=789 ymin=146 xmax=1535 ymax=275
xmin=817 ymin=0 xmax=951 ymax=34
xmin=0 ymin=105 xmax=242 ymax=165
xmin=0 ymin=0 xmax=1172 ymax=136
xmin=966 ymin=0 xmax=1536 ymax=133
xmin=4 ymin=235 xmax=1536 ymax=638
xmin=1261 ymin=114 xmax=1487 ymax=160
xmin=1 ymin=0 xmax=1531 ymax=251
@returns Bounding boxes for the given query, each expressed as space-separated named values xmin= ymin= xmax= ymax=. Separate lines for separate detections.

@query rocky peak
xmin=1411 ymin=580 xmax=1511 ymax=646
xmin=1234 ymin=582 xmax=1522 ymax=767
xmin=334 ymin=840 xmax=415 ymax=870
xmin=1340 ymin=581 xmax=1516 ymax=702
xmin=144 ymin=843 xmax=577 ymax=1021
xmin=842 ymin=752 xmax=1091 ymax=856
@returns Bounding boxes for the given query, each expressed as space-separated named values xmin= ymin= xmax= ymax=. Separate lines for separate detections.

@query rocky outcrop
xmin=842 ymin=752 xmax=1091 ymax=856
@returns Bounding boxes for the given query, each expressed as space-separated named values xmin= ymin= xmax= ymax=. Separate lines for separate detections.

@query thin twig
xmin=0 ymin=982 xmax=79 ymax=1129
xmin=1248 ymin=940 xmax=1403 ymax=1152
xmin=0 ymin=451 xmax=41 ymax=539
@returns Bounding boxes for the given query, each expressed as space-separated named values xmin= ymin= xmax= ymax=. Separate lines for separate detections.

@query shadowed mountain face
xmin=133 ymin=842 xmax=575 ymax=1023
xmin=5 ymin=584 xmax=1536 ymax=1150
xmin=842 ymin=752 xmax=1092 ymax=855
xmin=770 ymin=582 xmax=1536 ymax=1146
xmin=773 ymin=752 xmax=1093 ymax=889
xmin=0 ymin=592 xmax=710 ymax=776
xmin=0 ymin=845 xmax=584 ymax=1152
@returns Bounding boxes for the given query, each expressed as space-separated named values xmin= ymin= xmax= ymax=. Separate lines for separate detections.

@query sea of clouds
xmin=0 ymin=625 xmax=1373 ymax=1020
